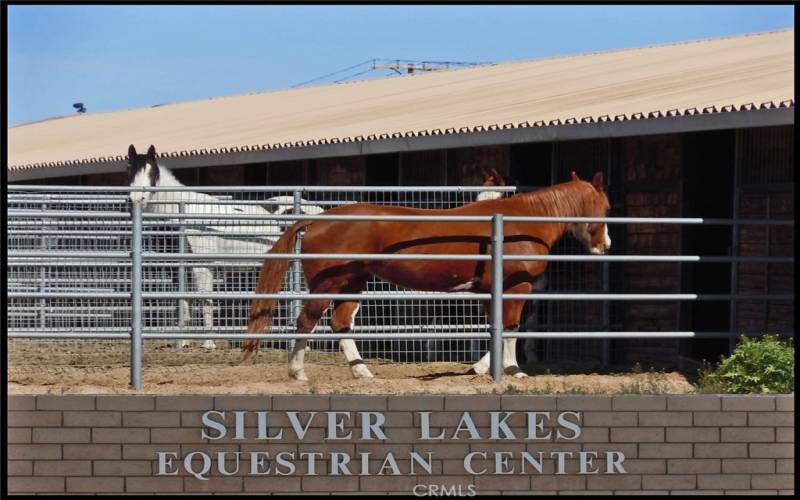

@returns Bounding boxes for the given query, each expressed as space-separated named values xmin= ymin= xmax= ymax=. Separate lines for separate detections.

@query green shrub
xmin=696 ymin=335 xmax=794 ymax=394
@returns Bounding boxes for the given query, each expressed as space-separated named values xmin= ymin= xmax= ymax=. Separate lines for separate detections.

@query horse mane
xmin=516 ymin=181 xmax=598 ymax=218
xmin=153 ymin=163 xmax=183 ymax=187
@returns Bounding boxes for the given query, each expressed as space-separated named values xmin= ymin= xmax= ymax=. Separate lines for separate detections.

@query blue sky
xmin=7 ymin=5 xmax=794 ymax=126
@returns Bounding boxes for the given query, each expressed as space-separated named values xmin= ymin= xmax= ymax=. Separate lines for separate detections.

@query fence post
xmin=289 ymin=190 xmax=303 ymax=357
xmin=131 ymin=201 xmax=143 ymax=389
xmin=176 ymin=201 xmax=187 ymax=348
xmin=39 ymin=199 xmax=48 ymax=330
xmin=490 ymin=213 xmax=504 ymax=383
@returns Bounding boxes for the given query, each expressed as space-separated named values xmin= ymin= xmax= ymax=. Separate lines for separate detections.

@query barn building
xmin=8 ymin=29 xmax=794 ymax=369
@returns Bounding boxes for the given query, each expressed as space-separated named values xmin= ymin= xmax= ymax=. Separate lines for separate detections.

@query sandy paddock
xmin=8 ymin=341 xmax=693 ymax=395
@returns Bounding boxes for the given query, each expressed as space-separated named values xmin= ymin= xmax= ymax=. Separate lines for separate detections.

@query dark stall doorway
xmin=367 ymin=153 xmax=400 ymax=186
xmin=510 ymin=142 xmax=552 ymax=192
xmin=680 ymin=130 xmax=735 ymax=362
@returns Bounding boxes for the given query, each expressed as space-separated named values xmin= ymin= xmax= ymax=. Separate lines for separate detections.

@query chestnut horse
xmin=243 ymin=172 xmax=611 ymax=381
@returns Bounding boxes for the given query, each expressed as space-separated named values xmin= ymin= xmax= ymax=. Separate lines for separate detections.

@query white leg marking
xmin=340 ymin=338 xmax=373 ymax=379
xmin=304 ymin=323 xmax=315 ymax=351
xmin=503 ymin=338 xmax=527 ymax=378
xmin=192 ymin=267 xmax=216 ymax=350
xmin=176 ymin=296 xmax=191 ymax=349
xmin=289 ymin=340 xmax=308 ymax=381
xmin=201 ymin=299 xmax=216 ymax=350
xmin=471 ymin=351 xmax=491 ymax=375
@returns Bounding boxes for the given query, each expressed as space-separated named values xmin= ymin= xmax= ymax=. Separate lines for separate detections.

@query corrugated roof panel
xmin=8 ymin=29 xmax=794 ymax=171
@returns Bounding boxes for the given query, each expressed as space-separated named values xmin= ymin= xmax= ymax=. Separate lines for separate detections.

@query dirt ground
xmin=8 ymin=340 xmax=694 ymax=395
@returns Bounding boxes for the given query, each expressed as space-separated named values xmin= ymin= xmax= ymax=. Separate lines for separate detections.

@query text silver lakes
xmin=155 ymin=410 xmax=627 ymax=479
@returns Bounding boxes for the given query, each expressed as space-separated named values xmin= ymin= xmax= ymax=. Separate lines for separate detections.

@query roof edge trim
xmin=8 ymin=107 xmax=794 ymax=182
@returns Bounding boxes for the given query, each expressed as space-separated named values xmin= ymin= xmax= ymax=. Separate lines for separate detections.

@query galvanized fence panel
xmin=8 ymin=185 xmax=794 ymax=387
xmin=8 ymin=186 xmax=516 ymax=373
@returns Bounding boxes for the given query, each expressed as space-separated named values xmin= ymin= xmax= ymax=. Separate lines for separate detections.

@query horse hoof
xmin=289 ymin=370 xmax=309 ymax=382
xmin=505 ymin=366 xmax=527 ymax=378
xmin=352 ymin=365 xmax=374 ymax=379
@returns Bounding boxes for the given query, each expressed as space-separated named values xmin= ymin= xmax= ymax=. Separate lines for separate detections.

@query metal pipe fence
xmin=7 ymin=185 xmax=794 ymax=387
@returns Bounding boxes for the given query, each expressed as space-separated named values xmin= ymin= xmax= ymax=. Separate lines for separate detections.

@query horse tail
xmin=242 ymin=220 xmax=312 ymax=361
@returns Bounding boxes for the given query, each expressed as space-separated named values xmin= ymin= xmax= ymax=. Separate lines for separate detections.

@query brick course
xmin=6 ymin=394 xmax=793 ymax=495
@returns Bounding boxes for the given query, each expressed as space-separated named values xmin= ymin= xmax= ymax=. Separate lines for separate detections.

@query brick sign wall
xmin=7 ymin=394 xmax=794 ymax=495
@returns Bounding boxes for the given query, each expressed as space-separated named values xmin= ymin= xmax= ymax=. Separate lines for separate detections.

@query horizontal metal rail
xmin=10 ymin=252 xmax=131 ymax=259
xmin=9 ymin=251 xmax=794 ymax=264
xmin=501 ymin=331 xmax=789 ymax=339
xmin=9 ymin=185 xmax=517 ymax=193
xmin=8 ymin=332 xmax=493 ymax=340
xmin=9 ymin=292 xmax=492 ymax=300
xmin=8 ymin=230 xmax=283 ymax=237
xmin=144 ymin=213 xmax=796 ymax=225
xmin=10 ymin=292 xmax=133 ymax=299
xmin=8 ymin=324 xmax=492 ymax=334
xmin=9 ymin=210 xmax=131 ymax=218
xmin=502 ymin=293 xmax=794 ymax=301
xmin=8 ymin=261 xmax=263 ymax=268
xmin=9 ymin=210 xmax=794 ymax=225
xmin=8 ymin=331 xmax=787 ymax=340
xmin=9 ymin=291 xmax=792 ymax=301
xmin=9 ymin=198 xmax=351 ymax=207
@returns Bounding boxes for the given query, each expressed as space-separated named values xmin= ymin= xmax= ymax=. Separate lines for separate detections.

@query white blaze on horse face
xmin=590 ymin=225 xmax=612 ymax=255
xmin=572 ymin=223 xmax=611 ymax=255
xmin=130 ymin=164 xmax=154 ymax=206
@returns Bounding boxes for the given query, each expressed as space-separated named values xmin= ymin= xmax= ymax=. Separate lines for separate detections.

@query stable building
xmin=8 ymin=29 xmax=795 ymax=368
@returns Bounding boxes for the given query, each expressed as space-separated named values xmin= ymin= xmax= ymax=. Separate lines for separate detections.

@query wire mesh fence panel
xmin=8 ymin=191 xmax=133 ymax=367
xmin=8 ymin=186 xmax=512 ymax=367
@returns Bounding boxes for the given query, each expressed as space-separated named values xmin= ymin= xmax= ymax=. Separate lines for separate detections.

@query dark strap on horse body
xmin=471 ymin=235 xmax=550 ymax=288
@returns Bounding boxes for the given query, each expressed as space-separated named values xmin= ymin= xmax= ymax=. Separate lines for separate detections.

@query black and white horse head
xmin=128 ymin=144 xmax=160 ymax=206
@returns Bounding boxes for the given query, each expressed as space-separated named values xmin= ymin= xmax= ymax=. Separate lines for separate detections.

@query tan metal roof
xmin=8 ymin=29 xmax=794 ymax=172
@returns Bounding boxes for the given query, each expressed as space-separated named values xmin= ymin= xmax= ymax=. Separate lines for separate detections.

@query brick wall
xmin=736 ymin=190 xmax=795 ymax=334
xmin=7 ymin=394 xmax=794 ymax=495
xmin=734 ymin=125 xmax=794 ymax=337
xmin=618 ymin=134 xmax=683 ymax=366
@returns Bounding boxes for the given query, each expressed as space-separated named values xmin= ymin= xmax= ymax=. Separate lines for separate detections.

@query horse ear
xmin=128 ymin=144 xmax=137 ymax=161
xmin=591 ymin=171 xmax=604 ymax=192
xmin=491 ymin=168 xmax=505 ymax=186
xmin=570 ymin=171 xmax=580 ymax=181
xmin=146 ymin=145 xmax=157 ymax=165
